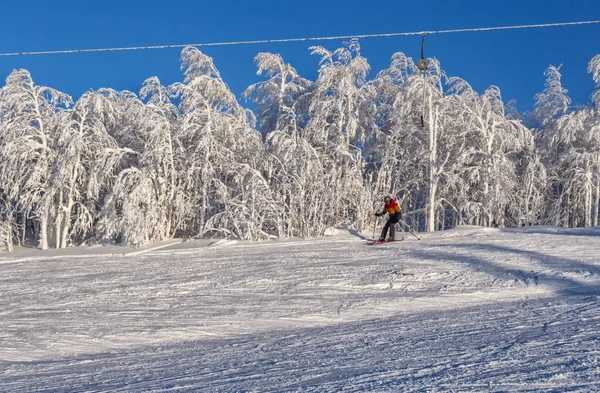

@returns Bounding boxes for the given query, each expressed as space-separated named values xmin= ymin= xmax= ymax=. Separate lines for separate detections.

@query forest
xmin=1 ymin=40 xmax=599 ymax=251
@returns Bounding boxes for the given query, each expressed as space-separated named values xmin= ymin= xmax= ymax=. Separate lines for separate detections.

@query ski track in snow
xmin=1 ymin=226 xmax=600 ymax=392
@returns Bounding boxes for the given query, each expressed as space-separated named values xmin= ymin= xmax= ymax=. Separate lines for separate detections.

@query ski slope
xmin=1 ymin=226 xmax=600 ymax=392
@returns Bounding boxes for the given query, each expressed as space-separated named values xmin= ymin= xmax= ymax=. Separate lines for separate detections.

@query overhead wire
xmin=0 ymin=19 xmax=598 ymax=57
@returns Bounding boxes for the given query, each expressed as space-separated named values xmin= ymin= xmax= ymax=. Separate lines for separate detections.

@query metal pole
xmin=418 ymin=33 xmax=429 ymax=129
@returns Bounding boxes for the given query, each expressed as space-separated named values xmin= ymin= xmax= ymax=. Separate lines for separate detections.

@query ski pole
xmin=372 ymin=216 xmax=378 ymax=239
xmin=400 ymin=219 xmax=421 ymax=240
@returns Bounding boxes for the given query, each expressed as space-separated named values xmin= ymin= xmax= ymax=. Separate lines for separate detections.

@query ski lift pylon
xmin=418 ymin=33 xmax=428 ymax=128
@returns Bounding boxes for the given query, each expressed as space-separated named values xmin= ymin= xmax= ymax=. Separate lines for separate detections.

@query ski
xmin=366 ymin=239 xmax=401 ymax=245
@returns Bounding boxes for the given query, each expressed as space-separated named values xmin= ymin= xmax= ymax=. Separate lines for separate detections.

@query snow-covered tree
xmin=171 ymin=46 xmax=274 ymax=240
xmin=92 ymin=86 xmax=187 ymax=246
xmin=243 ymin=53 xmax=312 ymax=134
xmin=47 ymin=90 xmax=132 ymax=248
xmin=531 ymin=65 xmax=571 ymax=128
xmin=1 ymin=43 xmax=599 ymax=253
xmin=369 ymin=55 xmax=463 ymax=232
xmin=545 ymin=109 xmax=598 ymax=227
xmin=0 ymin=70 xmax=71 ymax=249
xmin=306 ymin=39 xmax=375 ymax=148
xmin=302 ymin=40 xmax=374 ymax=231
xmin=508 ymin=149 xmax=547 ymax=227
xmin=0 ymin=192 xmax=14 ymax=251
xmin=589 ymin=55 xmax=600 ymax=108
xmin=81 ymin=89 xmax=149 ymax=246
xmin=244 ymin=53 xmax=328 ymax=237
xmin=137 ymin=77 xmax=186 ymax=240
xmin=450 ymin=80 xmax=534 ymax=227
xmin=536 ymin=56 xmax=600 ymax=227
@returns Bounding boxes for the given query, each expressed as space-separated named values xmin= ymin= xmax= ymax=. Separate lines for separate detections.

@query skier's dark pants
xmin=381 ymin=212 xmax=401 ymax=240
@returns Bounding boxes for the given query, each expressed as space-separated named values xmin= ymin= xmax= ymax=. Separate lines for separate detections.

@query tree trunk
xmin=40 ymin=206 xmax=49 ymax=250
xmin=594 ymin=176 xmax=599 ymax=227
xmin=585 ymin=170 xmax=593 ymax=227
xmin=54 ymin=190 xmax=63 ymax=249
xmin=21 ymin=211 xmax=27 ymax=246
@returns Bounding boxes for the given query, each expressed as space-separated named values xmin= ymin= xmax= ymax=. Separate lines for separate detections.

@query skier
xmin=374 ymin=196 xmax=402 ymax=242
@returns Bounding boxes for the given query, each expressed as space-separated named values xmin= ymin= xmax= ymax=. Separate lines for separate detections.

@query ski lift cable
xmin=0 ymin=19 xmax=599 ymax=57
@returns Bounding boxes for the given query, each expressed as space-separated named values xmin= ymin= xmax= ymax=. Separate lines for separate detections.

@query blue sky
xmin=0 ymin=0 xmax=599 ymax=112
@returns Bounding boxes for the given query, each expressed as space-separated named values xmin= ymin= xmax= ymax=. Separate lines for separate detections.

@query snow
xmin=2 ymin=226 xmax=600 ymax=392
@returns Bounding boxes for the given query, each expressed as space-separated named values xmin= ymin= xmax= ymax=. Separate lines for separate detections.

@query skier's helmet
xmin=384 ymin=196 xmax=391 ymax=203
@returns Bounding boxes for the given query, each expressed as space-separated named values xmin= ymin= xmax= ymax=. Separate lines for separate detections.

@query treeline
xmin=0 ymin=41 xmax=599 ymax=251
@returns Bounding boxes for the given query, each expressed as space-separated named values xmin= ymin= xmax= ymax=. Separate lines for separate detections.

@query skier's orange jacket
xmin=383 ymin=199 xmax=401 ymax=215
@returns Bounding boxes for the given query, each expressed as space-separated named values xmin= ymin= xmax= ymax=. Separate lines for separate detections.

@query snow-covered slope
xmin=2 ymin=226 xmax=600 ymax=392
